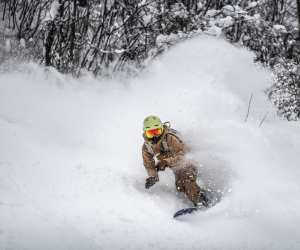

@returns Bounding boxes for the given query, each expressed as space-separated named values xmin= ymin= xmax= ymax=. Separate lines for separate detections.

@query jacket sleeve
xmin=160 ymin=134 xmax=184 ymax=166
xmin=142 ymin=144 xmax=158 ymax=178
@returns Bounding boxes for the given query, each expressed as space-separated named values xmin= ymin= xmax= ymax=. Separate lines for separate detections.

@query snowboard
xmin=173 ymin=189 xmax=222 ymax=218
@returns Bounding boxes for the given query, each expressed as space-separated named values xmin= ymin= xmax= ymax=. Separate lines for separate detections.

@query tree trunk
xmin=45 ymin=22 xmax=56 ymax=66
xmin=297 ymin=0 xmax=300 ymax=39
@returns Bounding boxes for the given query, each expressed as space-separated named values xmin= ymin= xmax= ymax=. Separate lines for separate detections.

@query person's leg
xmin=183 ymin=180 xmax=201 ymax=205
xmin=175 ymin=166 xmax=201 ymax=206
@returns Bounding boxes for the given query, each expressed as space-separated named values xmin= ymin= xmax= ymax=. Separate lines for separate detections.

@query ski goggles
xmin=145 ymin=128 xmax=163 ymax=138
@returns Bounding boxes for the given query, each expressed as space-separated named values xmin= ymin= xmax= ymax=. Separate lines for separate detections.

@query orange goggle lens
xmin=145 ymin=128 xmax=162 ymax=138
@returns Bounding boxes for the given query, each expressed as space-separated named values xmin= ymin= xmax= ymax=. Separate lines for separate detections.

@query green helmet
xmin=143 ymin=115 xmax=163 ymax=131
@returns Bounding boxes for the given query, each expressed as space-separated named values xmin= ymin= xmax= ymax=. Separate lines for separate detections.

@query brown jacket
xmin=142 ymin=126 xmax=185 ymax=178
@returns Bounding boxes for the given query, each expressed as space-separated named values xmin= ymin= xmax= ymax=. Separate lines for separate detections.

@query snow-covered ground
xmin=1 ymin=35 xmax=300 ymax=250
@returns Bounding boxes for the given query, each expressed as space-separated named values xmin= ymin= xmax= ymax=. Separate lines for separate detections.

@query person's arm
xmin=142 ymin=144 xmax=158 ymax=178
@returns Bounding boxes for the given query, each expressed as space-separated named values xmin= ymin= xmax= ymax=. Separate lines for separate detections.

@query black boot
xmin=199 ymin=191 xmax=210 ymax=207
xmin=194 ymin=189 xmax=212 ymax=208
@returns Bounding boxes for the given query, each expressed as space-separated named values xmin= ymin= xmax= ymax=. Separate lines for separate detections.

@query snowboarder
xmin=142 ymin=115 xmax=209 ymax=207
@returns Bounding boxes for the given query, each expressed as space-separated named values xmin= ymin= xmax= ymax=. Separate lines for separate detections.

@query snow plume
xmin=1 ymin=35 xmax=300 ymax=250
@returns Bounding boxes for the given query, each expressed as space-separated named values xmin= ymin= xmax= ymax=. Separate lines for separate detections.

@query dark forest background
xmin=1 ymin=0 xmax=300 ymax=120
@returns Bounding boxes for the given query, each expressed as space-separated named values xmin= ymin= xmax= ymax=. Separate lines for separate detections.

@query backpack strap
xmin=160 ymin=126 xmax=183 ymax=153
xmin=161 ymin=137 xmax=169 ymax=152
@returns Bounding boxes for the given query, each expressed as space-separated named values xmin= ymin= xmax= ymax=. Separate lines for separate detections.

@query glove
xmin=156 ymin=159 xmax=168 ymax=171
xmin=145 ymin=176 xmax=159 ymax=189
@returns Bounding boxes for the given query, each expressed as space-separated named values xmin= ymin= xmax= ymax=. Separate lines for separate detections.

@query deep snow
xmin=1 ymin=35 xmax=300 ymax=250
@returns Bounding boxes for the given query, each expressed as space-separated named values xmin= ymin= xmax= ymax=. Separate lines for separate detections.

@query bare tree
xmin=297 ymin=0 xmax=300 ymax=39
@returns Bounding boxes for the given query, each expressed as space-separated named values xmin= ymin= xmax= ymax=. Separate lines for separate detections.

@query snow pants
xmin=174 ymin=165 xmax=201 ymax=205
